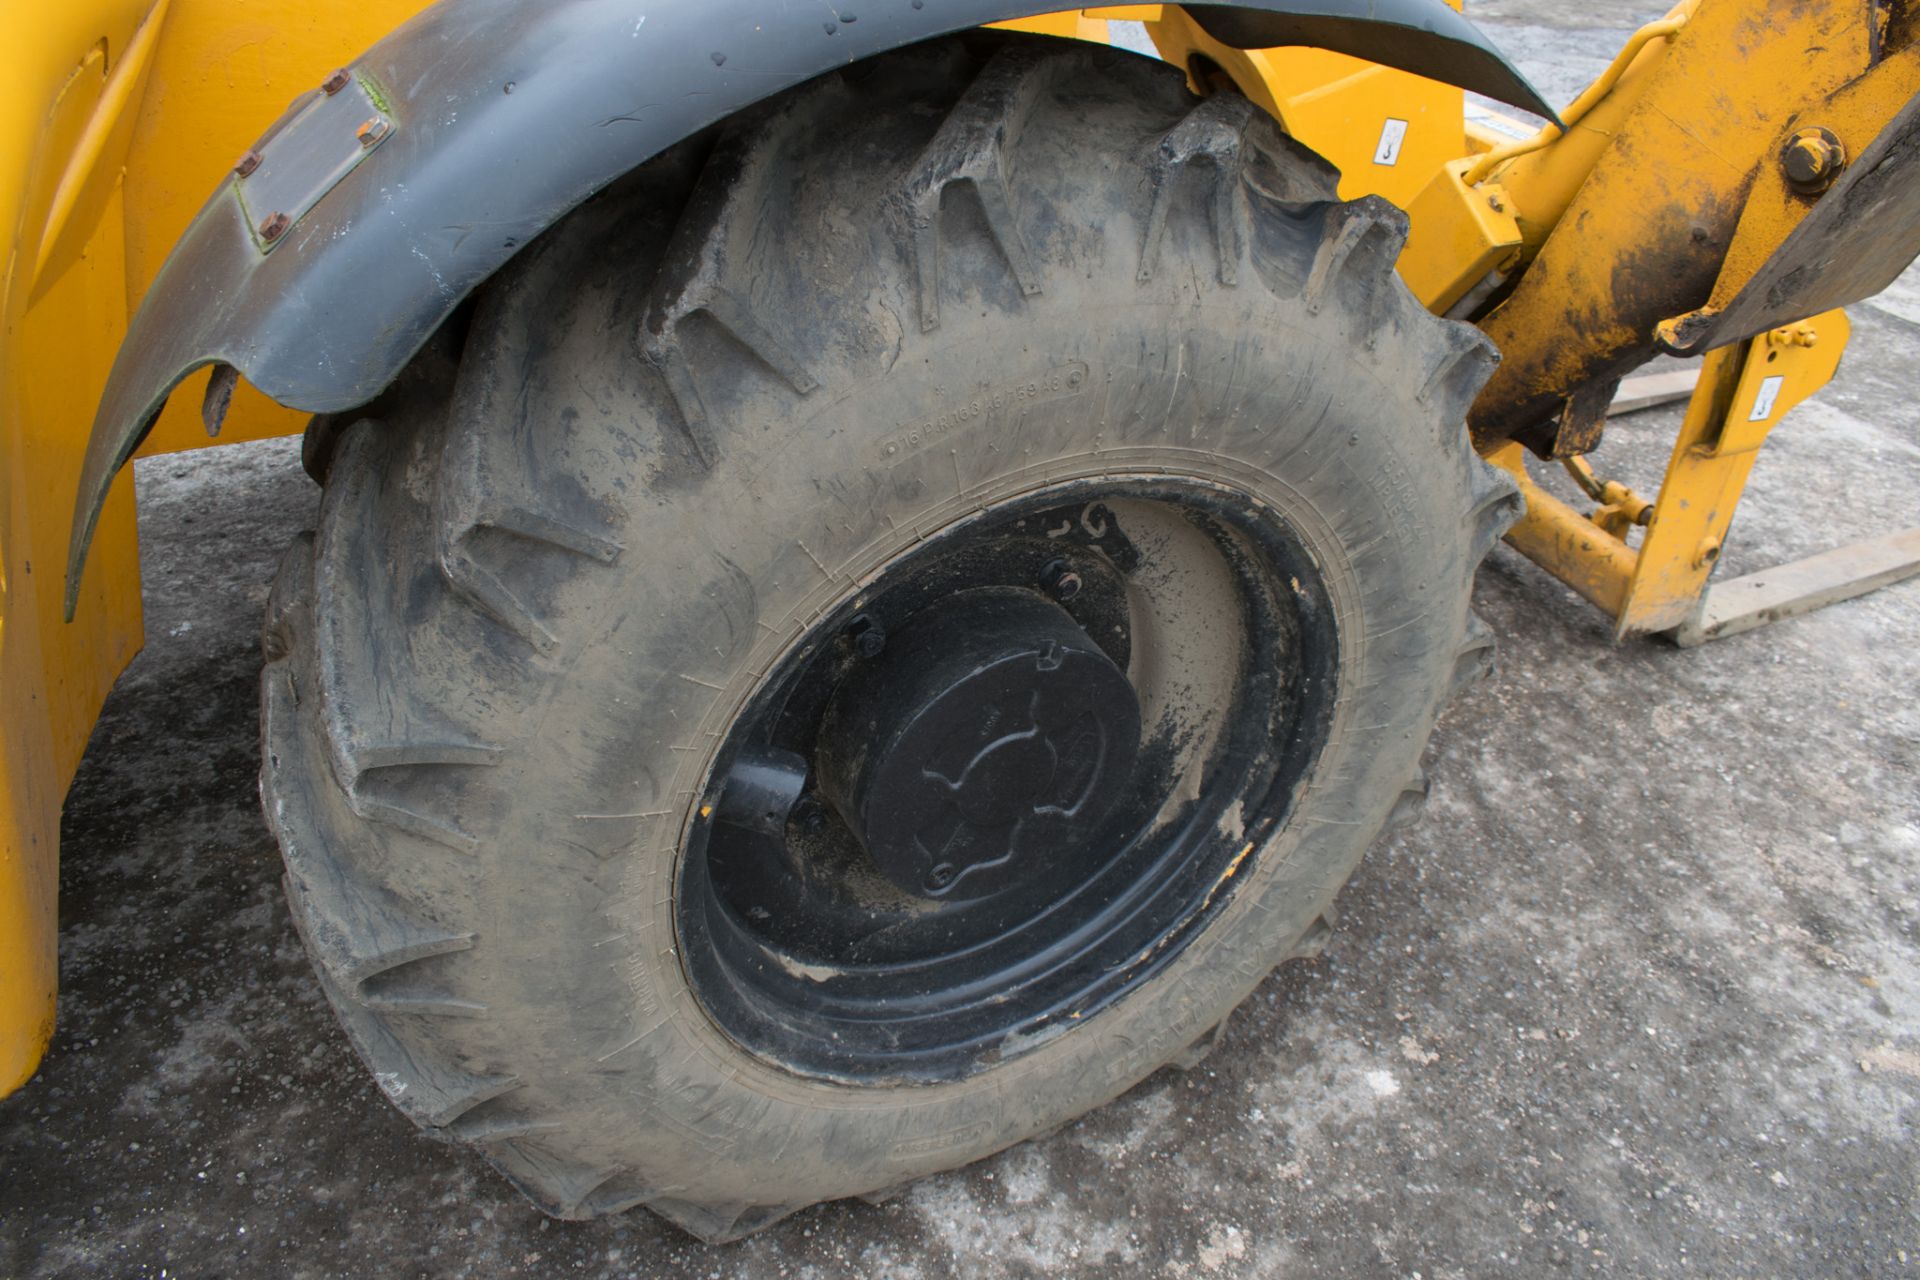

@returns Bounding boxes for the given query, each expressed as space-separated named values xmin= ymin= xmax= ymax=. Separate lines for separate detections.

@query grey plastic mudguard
xmin=67 ymin=0 xmax=1550 ymax=613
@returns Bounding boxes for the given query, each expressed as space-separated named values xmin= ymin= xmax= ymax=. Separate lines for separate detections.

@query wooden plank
xmin=1674 ymin=528 xmax=1920 ymax=646
xmin=1608 ymin=369 xmax=1700 ymax=418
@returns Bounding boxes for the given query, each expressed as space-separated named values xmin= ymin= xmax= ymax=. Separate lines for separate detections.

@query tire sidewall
xmin=500 ymin=291 xmax=1473 ymax=1203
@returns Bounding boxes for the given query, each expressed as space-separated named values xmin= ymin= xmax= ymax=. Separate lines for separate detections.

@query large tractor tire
xmin=260 ymin=34 xmax=1518 ymax=1241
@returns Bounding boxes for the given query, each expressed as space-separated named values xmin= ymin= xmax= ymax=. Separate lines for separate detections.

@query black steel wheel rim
xmin=676 ymin=478 xmax=1339 ymax=1083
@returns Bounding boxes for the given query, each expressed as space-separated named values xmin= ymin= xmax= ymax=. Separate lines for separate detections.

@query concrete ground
xmin=4 ymin=9 xmax=1919 ymax=1278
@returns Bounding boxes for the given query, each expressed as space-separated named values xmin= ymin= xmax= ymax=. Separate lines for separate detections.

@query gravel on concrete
xmin=3 ymin=9 xmax=1917 ymax=1278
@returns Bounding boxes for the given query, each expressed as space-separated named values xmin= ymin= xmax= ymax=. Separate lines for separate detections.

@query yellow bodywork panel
xmin=0 ymin=0 xmax=437 ymax=1092
xmin=0 ymin=0 xmax=163 ymax=1097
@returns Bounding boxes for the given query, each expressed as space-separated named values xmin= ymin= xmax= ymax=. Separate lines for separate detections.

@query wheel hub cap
xmin=820 ymin=587 xmax=1141 ymax=901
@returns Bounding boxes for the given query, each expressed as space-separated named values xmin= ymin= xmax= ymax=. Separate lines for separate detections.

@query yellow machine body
xmin=2 ymin=0 xmax=1916 ymax=1092
xmin=0 ymin=0 xmax=436 ymax=1094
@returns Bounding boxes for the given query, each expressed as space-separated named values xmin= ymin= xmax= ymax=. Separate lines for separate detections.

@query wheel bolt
xmin=1040 ymin=559 xmax=1083 ymax=601
xmin=846 ymin=613 xmax=886 ymax=658
xmin=791 ymin=794 xmax=828 ymax=834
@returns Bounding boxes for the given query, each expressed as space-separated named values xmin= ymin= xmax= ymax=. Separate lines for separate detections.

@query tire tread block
xmin=896 ymin=46 xmax=1067 ymax=330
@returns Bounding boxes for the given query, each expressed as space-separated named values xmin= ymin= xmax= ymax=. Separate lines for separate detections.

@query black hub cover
xmin=819 ymin=588 xmax=1141 ymax=902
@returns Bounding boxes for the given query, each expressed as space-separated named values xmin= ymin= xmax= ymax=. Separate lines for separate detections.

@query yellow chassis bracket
xmin=1620 ymin=317 xmax=1848 ymax=636
xmin=1398 ymin=158 xmax=1521 ymax=314
xmin=1486 ymin=308 xmax=1920 ymax=643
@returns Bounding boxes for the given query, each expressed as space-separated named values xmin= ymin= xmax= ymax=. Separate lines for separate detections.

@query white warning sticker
xmin=1749 ymin=374 xmax=1786 ymax=421
xmin=1373 ymin=118 xmax=1410 ymax=166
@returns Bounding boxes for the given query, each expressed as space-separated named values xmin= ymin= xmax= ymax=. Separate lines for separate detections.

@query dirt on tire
xmin=260 ymin=33 xmax=1519 ymax=1241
